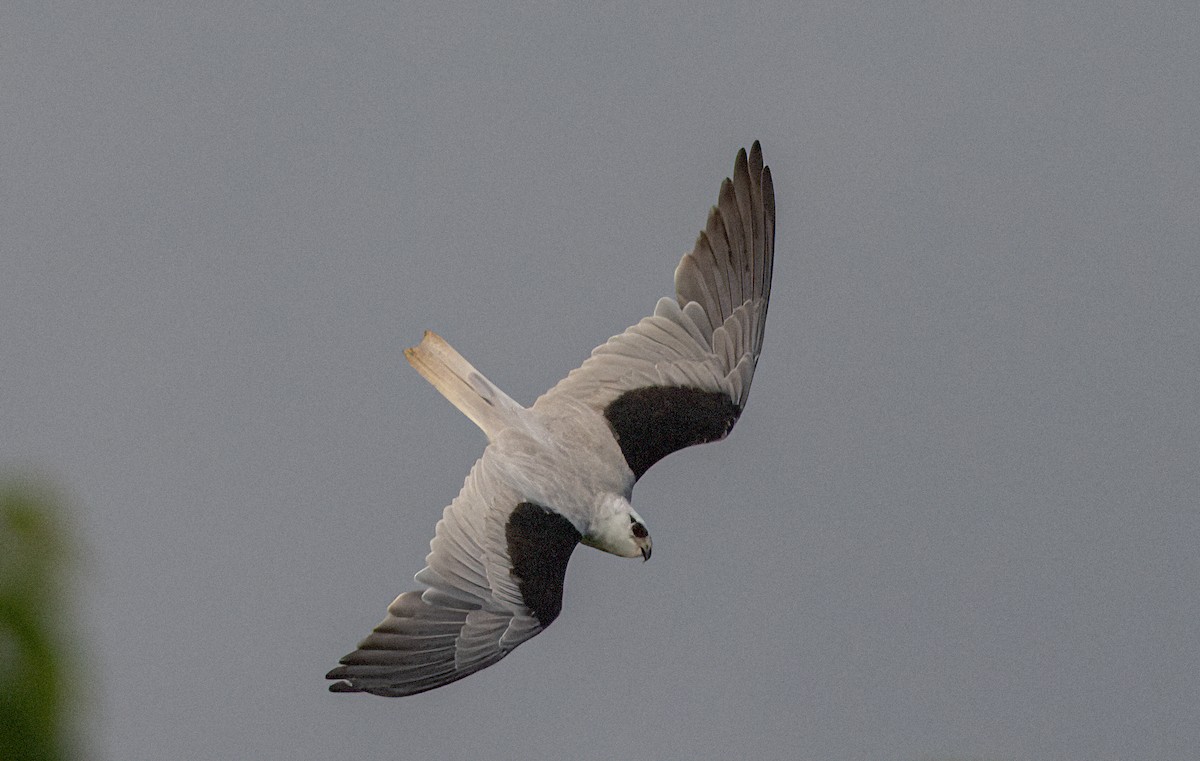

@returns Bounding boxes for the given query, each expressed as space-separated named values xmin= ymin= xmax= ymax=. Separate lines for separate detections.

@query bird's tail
xmin=404 ymin=331 xmax=524 ymax=440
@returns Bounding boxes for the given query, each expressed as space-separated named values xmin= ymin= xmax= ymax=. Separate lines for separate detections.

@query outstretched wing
xmin=534 ymin=142 xmax=775 ymax=480
xmin=326 ymin=451 xmax=580 ymax=697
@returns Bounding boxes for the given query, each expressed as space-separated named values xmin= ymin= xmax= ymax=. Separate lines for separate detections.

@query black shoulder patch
xmin=604 ymin=386 xmax=741 ymax=480
xmin=505 ymin=502 xmax=582 ymax=628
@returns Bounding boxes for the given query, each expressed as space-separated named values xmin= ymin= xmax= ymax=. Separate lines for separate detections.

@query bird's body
xmin=328 ymin=142 xmax=775 ymax=696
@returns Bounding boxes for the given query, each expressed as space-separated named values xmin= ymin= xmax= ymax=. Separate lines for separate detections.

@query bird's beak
xmin=641 ymin=542 xmax=652 ymax=562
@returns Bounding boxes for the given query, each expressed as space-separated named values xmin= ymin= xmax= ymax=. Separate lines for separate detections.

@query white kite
xmin=328 ymin=143 xmax=775 ymax=696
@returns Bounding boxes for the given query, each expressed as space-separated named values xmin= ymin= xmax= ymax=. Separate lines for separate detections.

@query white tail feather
xmin=404 ymin=331 xmax=524 ymax=440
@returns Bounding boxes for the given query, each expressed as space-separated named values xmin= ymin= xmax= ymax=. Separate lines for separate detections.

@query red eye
xmin=631 ymin=522 xmax=648 ymax=539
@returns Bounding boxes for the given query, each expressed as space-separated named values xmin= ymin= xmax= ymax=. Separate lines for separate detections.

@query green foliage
xmin=0 ymin=479 xmax=78 ymax=761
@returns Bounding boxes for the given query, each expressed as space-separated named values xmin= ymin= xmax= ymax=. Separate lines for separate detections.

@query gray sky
xmin=3 ymin=3 xmax=1198 ymax=760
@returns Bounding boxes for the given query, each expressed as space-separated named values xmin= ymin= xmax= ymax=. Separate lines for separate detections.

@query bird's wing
xmin=326 ymin=450 xmax=580 ymax=697
xmin=533 ymin=142 xmax=775 ymax=480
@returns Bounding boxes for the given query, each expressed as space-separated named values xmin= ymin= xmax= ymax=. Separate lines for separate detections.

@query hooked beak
xmin=640 ymin=541 xmax=652 ymax=562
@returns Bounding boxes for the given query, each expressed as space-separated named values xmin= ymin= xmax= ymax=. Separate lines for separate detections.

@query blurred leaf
xmin=0 ymin=478 xmax=78 ymax=761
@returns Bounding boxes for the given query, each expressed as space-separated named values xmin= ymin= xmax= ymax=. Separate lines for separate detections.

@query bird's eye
xmin=631 ymin=521 xmax=648 ymax=539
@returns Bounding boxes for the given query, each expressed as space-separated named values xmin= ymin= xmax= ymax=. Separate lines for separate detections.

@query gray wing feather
xmin=536 ymin=142 xmax=774 ymax=417
xmin=326 ymin=453 xmax=546 ymax=697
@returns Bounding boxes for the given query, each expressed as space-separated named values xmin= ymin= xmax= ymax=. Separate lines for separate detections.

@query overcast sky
xmin=3 ymin=3 xmax=1198 ymax=760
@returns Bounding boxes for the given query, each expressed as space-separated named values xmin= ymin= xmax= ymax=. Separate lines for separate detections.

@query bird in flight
xmin=327 ymin=142 xmax=775 ymax=697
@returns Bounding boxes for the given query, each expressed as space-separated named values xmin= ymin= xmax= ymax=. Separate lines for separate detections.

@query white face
xmin=581 ymin=495 xmax=653 ymax=561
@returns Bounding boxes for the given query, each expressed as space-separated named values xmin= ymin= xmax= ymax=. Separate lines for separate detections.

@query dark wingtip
xmin=326 ymin=663 xmax=361 ymax=693
xmin=748 ymin=141 xmax=764 ymax=175
xmin=719 ymin=176 xmax=734 ymax=198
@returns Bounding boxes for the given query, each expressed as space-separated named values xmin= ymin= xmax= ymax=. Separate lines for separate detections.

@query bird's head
xmin=581 ymin=494 xmax=652 ymax=561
